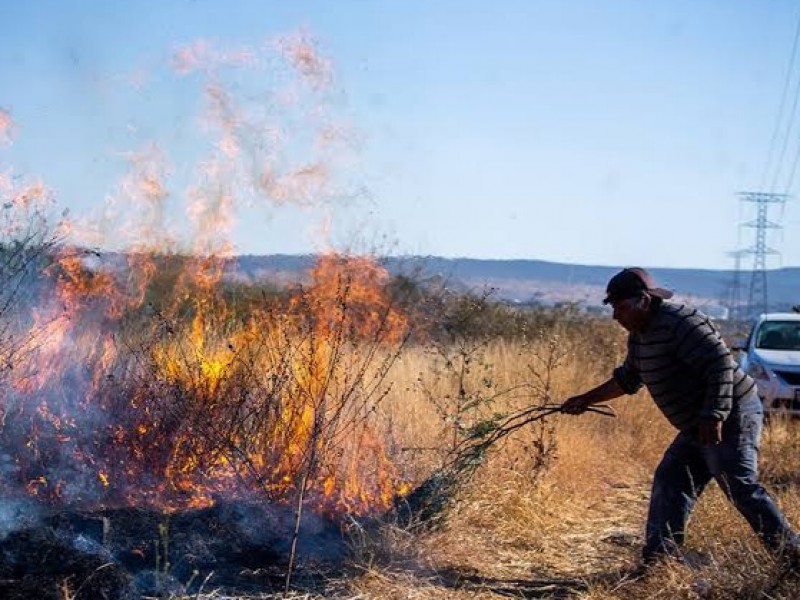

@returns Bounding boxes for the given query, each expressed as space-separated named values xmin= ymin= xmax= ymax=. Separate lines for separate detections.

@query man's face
xmin=610 ymin=295 xmax=649 ymax=332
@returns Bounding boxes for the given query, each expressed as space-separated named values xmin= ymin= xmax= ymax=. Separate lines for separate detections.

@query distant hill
xmin=230 ymin=254 xmax=800 ymax=314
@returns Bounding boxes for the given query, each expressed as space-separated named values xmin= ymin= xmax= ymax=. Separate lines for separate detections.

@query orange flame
xmin=0 ymin=30 xmax=409 ymax=520
xmin=294 ymin=252 xmax=408 ymax=343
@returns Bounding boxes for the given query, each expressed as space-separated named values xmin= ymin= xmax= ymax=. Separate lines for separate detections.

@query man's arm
xmin=561 ymin=377 xmax=626 ymax=414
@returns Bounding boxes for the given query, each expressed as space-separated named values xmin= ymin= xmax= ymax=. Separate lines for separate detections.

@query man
xmin=562 ymin=267 xmax=799 ymax=567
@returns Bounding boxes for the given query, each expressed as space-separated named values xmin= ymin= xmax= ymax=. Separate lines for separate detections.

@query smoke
xmin=58 ymin=28 xmax=359 ymax=263
xmin=171 ymin=39 xmax=257 ymax=76
xmin=0 ymin=498 xmax=43 ymax=540
xmin=274 ymin=32 xmax=334 ymax=90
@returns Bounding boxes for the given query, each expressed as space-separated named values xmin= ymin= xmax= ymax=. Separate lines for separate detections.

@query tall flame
xmin=0 ymin=30 xmax=408 ymax=519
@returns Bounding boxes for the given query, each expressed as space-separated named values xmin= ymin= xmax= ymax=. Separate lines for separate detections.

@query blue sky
xmin=1 ymin=1 xmax=800 ymax=269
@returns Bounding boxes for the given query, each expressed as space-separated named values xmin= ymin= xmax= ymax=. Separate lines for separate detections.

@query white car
xmin=736 ymin=312 xmax=800 ymax=416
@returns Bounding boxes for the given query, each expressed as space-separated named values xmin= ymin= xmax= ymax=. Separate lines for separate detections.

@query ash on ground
xmin=0 ymin=500 xmax=347 ymax=599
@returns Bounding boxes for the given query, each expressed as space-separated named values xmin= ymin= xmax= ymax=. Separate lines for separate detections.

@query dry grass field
xmin=309 ymin=322 xmax=800 ymax=600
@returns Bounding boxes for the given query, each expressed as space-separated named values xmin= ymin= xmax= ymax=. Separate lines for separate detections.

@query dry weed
xmin=349 ymin=328 xmax=800 ymax=599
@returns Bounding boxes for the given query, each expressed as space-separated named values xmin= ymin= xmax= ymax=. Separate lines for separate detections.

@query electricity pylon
xmin=725 ymin=249 xmax=749 ymax=321
xmin=737 ymin=191 xmax=788 ymax=316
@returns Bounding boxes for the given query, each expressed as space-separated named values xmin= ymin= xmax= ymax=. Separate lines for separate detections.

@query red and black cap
xmin=602 ymin=267 xmax=674 ymax=305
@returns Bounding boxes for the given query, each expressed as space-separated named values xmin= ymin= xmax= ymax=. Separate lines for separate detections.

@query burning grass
xmin=2 ymin=250 xmax=414 ymax=515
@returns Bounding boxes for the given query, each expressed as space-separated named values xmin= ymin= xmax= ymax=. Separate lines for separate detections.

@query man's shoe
xmin=622 ymin=553 xmax=683 ymax=581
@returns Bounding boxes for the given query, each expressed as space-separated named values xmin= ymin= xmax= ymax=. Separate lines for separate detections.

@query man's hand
xmin=698 ymin=417 xmax=723 ymax=446
xmin=561 ymin=395 xmax=592 ymax=415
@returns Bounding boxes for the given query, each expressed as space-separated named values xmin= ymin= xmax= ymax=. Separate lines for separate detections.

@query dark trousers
xmin=643 ymin=392 xmax=799 ymax=561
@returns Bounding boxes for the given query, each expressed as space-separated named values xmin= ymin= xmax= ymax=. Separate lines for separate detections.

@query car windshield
xmin=755 ymin=321 xmax=800 ymax=350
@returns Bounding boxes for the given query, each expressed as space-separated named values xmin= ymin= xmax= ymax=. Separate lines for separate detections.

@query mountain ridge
xmin=231 ymin=254 xmax=800 ymax=312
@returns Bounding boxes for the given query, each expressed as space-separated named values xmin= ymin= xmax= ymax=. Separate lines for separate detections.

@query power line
xmin=782 ymin=109 xmax=800 ymax=192
xmin=771 ymin=82 xmax=800 ymax=191
xmin=761 ymin=8 xmax=800 ymax=190
xmin=726 ymin=9 xmax=799 ymax=320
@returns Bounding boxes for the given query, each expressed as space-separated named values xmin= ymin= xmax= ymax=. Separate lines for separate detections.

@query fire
xmin=53 ymin=252 xmax=128 ymax=318
xmin=0 ymin=30 xmax=413 ymax=522
xmin=26 ymin=477 xmax=48 ymax=495
xmin=2 ymin=248 xmax=408 ymax=516
xmin=294 ymin=252 xmax=409 ymax=343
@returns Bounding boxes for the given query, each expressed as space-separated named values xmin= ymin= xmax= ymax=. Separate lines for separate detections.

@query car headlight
xmin=748 ymin=359 xmax=769 ymax=381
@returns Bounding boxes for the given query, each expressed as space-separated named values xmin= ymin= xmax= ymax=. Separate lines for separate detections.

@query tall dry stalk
xmin=0 ymin=182 xmax=62 ymax=393
xmin=398 ymin=295 xmax=570 ymax=527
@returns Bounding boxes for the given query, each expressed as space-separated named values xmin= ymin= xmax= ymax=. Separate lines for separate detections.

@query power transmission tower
xmin=737 ymin=191 xmax=788 ymax=316
xmin=725 ymin=249 xmax=749 ymax=321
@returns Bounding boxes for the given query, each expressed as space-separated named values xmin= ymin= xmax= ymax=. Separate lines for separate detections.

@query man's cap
xmin=603 ymin=267 xmax=674 ymax=305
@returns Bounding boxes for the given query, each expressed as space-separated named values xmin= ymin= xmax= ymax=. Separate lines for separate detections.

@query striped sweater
xmin=613 ymin=302 xmax=756 ymax=431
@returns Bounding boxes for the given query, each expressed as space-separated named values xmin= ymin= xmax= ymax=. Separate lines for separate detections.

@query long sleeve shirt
xmin=613 ymin=302 xmax=756 ymax=431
